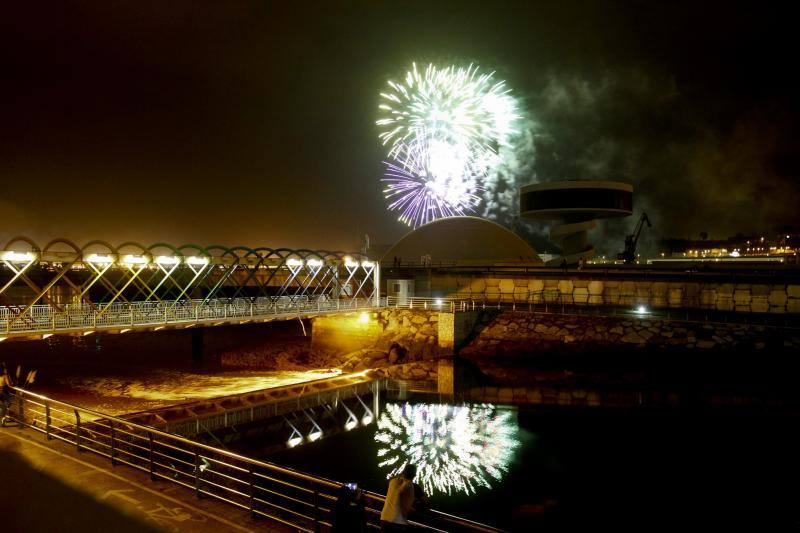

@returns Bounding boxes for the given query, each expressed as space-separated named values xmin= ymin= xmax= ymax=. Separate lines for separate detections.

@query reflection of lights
xmin=362 ymin=414 xmax=373 ymax=426
xmin=359 ymin=312 xmax=370 ymax=324
xmin=375 ymin=403 xmax=519 ymax=496
xmin=2 ymin=251 xmax=36 ymax=263
xmin=83 ymin=330 xmax=95 ymax=336
xmin=636 ymin=305 xmax=648 ymax=314
xmin=345 ymin=259 xmax=360 ymax=268
xmin=42 ymin=334 xmax=53 ymax=339
xmin=120 ymin=329 xmax=131 ymax=333
xmin=309 ymin=430 xmax=323 ymax=441
xmin=288 ymin=437 xmax=303 ymax=448
xmin=345 ymin=419 xmax=358 ymax=431
xmin=0 ymin=337 xmax=6 ymax=343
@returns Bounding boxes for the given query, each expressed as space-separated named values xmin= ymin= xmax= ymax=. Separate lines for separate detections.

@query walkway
xmin=0 ymin=427 xmax=287 ymax=532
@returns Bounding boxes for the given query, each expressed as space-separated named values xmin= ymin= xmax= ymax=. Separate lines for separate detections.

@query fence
xmin=6 ymin=387 xmax=500 ymax=533
xmin=0 ymin=296 xmax=381 ymax=336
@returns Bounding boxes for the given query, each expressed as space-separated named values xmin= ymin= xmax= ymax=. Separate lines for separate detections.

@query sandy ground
xmin=30 ymin=368 xmax=339 ymax=415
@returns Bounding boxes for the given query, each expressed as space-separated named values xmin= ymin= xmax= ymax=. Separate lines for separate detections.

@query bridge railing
xmin=0 ymin=296 xmax=381 ymax=335
xmin=6 ymin=387 xmax=500 ymax=533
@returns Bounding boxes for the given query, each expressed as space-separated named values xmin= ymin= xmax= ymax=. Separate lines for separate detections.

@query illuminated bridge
xmin=0 ymin=237 xmax=380 ymax=340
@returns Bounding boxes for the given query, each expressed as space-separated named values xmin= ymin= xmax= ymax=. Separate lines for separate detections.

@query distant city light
xmin=375 ymin=403 xmax=519 ymax=496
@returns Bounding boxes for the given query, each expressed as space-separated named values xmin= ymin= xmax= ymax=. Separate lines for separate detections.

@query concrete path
xmin=0 ymin=426 xmax=291 ymax=532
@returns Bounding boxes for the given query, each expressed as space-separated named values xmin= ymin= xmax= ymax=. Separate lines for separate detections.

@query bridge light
xmin=636 ymin=305 xmax=648 ymax=315
xmin=85 ymin=253 xmax=114 ymax=264
xmin=186 ymin=256 xmax=209 ymax=265
xmin=121 ymin=254 xmax=148 ymax=265
xmin=287 ymin=436 xmax=303 ymax=448
xmin=361 ymin=260 xmax=374 ymax=268
xmin=0 ymin=337 xmax=6 ymax=343
xmin=359 ymin=312 xmax=370 ymax=323
xmin=155 ymin=255 xmax=180 ymax=265
xmin=345 ymin=259 xmax=360 ymax=268
xmin=42 ymin=334 xmax=53 ymax=339
xmin=309 ymin=429 xmax=323 ymax=441
xmin=286 ymin=258 xmax=304 ymax=267
xmin=83 ymin=330 xmax=95 ymax=336
xmin=435 ymin=298 xmax=443 ymax=306
xmin=306 ymin=258 xmax=323 ymax=267
xmin=2 ymin=251 xmax=37 ymax=263
xmin=362 ymin=414 xmax=374 ymax=425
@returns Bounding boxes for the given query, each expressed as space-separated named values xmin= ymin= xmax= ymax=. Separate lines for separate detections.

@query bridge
xmin=0 ymin=237 xmax=380 ymax=339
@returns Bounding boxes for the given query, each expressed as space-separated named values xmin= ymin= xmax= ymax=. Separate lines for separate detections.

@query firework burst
xmin=376 ymin=63 xmax=519 ymax=227
xmin=374 ymin=403 xmax=520 ymax=496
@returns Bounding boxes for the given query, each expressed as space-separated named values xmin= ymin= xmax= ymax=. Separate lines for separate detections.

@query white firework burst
xmin=374 ymin=403 xmax=520 ymax=496
xmin=376 ymin=63 xmax=519 ymax=227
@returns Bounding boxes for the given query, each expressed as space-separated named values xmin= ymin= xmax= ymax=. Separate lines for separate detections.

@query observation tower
xmin=519 ymin=180 xmax=633 ymax=265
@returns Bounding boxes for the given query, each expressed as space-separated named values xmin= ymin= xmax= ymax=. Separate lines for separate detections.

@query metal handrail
xmin=7 ymin=386 xmax=502 ymax=532
xmin=0 ymin=296 xmax=380 ymax=336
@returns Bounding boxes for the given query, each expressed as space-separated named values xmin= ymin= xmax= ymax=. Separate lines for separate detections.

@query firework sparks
xmin=376 ymin=63 xmax=519 ymax=227
xmin=374 ymin=403 xmax=520 ymax=496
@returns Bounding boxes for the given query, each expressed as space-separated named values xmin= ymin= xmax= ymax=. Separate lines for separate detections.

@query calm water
xmin=258 ymin=399 xmax=800 ymax=531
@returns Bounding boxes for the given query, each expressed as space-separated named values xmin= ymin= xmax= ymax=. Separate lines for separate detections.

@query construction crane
xmin=618 ymin=212 xmax=651 ymax=264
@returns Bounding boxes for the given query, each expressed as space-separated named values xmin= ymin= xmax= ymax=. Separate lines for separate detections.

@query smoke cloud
xmin=482 ymin=68 xmax=800 ymax=256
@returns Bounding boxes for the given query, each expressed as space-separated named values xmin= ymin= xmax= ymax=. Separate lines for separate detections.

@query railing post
xmin=45 ymin=401 xmax=51 ymax=440
xmin=148 ymin=432 xmax=155 ymax=480
xmin=74 ymin=410 xmax=81 ymax=451
xmin=130 ymin=303 xmax=134 ymax=327
xmin=313 ymin=484 xmax=321 ymax=532
xmin=194 ymin=451 xmax=202 ymax=498
xmin=16 ymin=394 xmax=24 ymax=428
xmin=249 ymin=465 xmax=256 ymax=518
xmin=110 ymin=420 xmax=117 ymax=466
xmin=250 ymin=300 xmax=254 ymax=317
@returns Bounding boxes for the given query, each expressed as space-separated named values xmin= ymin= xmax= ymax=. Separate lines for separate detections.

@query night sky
xmin=1 ymin=1 xmax=798 ymax=253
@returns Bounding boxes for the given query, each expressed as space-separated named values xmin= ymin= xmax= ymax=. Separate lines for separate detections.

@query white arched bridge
xmin=0 ymin=236 xmax=380 ymax=340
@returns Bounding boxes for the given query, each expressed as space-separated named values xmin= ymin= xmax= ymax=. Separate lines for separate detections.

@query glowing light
xmin=186 ymin=256 xmax=209 ymax=265
xmin=0 ymin=337 xmax=6 ymax=343
xmin=345 ymin=419 xmax=358 ymax=431
xmin=376 ymin=63 xmax=519 ymax=227
xmin=155 ymin=255 xmax=180 ymax=265
xmin=83 ymin=330 xmax=95 ymax=336
xmin=306 ymin=258 xmax=323 ymax=268
xmin=42 ymin=334 xmax=53 ymax=340
xmin=120 ymin=328 xmax=131 ymax=333
xmin=2 ymin=251 xmax=36 ymax=263
xmin=309 ymin=430 xmax=323 ymax=441
xmin=122 ymin=254 xmax=148 ymax=265
xmin=362 ymin=414 xmax=374 ymax=426
xmin=286 ymin=258 xmax=304 ymax=267
xmin=288 ymin=436 xmax=303 ymax=448
xmin=85 ymin=254 xmax=114 ymax=264
xmin=435 ymin=298 xmax=443 ymax=306
xmin=636 ymin=305 xmax=648 ymax=314
xmin=359 ymin=312 xmax=370 ymax=324
xmin=375 ymin=403 xmax=519 ymax=496
xmin=361 ymin=260 xmax=374 ymax=268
